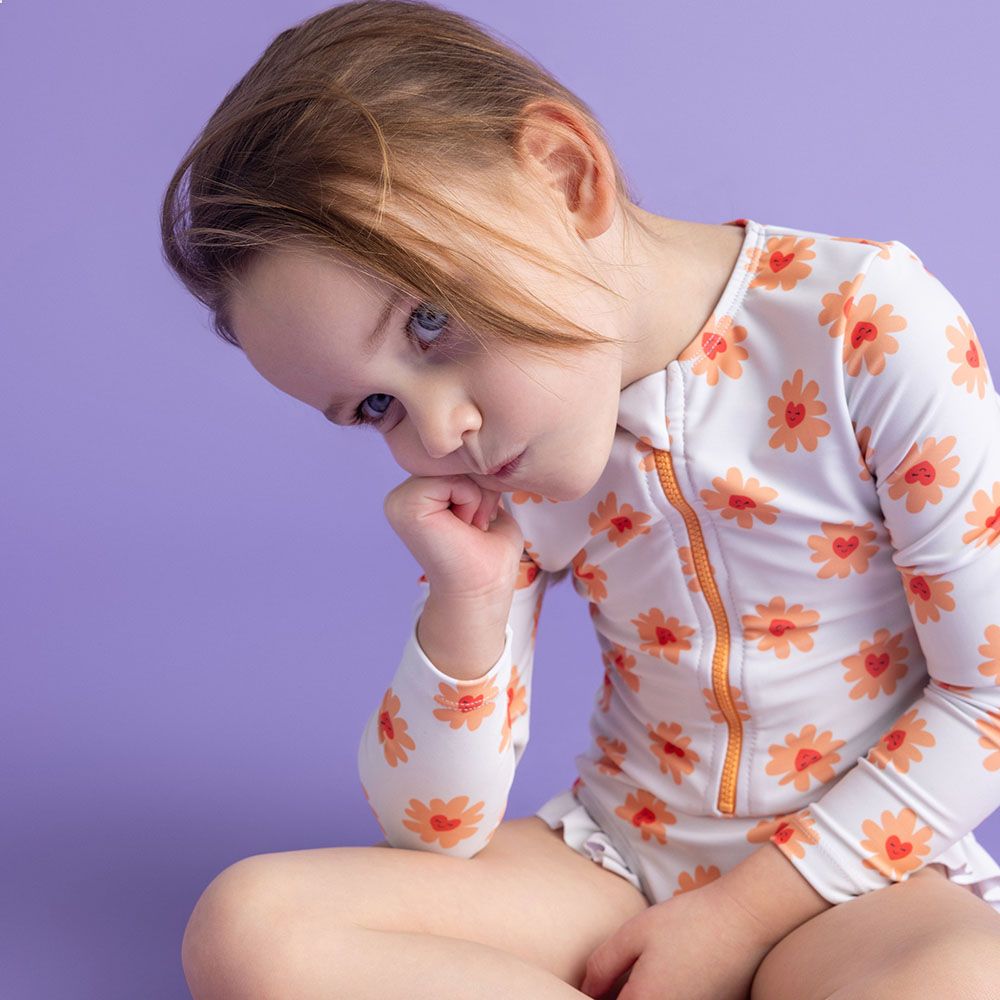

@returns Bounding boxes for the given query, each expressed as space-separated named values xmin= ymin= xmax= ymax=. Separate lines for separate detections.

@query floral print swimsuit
xmin=358 ymin=218 xmax=1000 ymax=912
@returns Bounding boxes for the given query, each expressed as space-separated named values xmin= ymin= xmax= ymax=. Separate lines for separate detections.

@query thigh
xmin=749 ymin=863 xmax=1000 ymax=1000
xmin=183 ymin=815 xmax=650 ymax=989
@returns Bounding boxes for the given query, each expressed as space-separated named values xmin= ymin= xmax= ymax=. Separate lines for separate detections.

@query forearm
xmin=417 ymin=591 xmax=511 ymax=681
xmin=357 ymin=573 xmax=548 ymax=855
xmin=719 ymin=841 xmax=833 ymax=945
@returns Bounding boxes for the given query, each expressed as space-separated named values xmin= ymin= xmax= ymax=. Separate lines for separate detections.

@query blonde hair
xmin=160 ymin=0 xmax=660 ymax=590
xmin=159 ymin=0 xmax=658 ymax=366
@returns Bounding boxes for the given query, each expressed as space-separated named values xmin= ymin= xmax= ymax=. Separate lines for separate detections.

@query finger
xmin=441 ymin=477 xmax=485 ymax=527
xmin=473 ymin=492 xmax=497 ymax=531
xmin=473 ymin=488 xmax=501 ymax=531
xmin=580 ymin=934 xmax=642 ymax=999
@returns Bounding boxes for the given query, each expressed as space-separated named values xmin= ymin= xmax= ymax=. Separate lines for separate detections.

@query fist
xmin=383 ymin=474 xmax=525 ymax=601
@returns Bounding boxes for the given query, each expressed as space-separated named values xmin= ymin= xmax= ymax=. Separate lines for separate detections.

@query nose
xmin=410 ymin=395 xmax=481 ymax=462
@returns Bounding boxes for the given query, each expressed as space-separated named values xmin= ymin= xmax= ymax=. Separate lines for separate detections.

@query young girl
xmin=163 ymin=2 xmax=1000 ymax=997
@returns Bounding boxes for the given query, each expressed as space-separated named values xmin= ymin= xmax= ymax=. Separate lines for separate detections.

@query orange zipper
xmin=652 ymin=447 xmax=741 ymax=815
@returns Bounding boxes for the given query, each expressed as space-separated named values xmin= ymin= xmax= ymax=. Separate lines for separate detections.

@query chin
xmin=540 ymin=458 xmax=606 ymax=503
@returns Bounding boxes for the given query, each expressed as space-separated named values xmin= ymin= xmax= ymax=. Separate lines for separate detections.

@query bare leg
xmin=749 ymin=864 xmax=1000 ymax=1000
xmin=181 ymin=816 xmax=647 ymax=1000
xmin=248 ymin=924 xmax=590 ymax=999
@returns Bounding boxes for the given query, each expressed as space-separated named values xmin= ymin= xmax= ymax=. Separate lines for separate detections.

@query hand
xmin=383 ymin=474 xmax=524 ymax=600
xmin=579 ymin=875 xmax=779 ymax=1000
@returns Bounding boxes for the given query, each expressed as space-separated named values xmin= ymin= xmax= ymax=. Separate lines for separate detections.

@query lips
xmin=486 ymin=449 xmax=524 ymax=478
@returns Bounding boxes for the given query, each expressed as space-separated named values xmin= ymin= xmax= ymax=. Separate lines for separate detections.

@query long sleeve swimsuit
xmin=358 ymin=217 xmax=1000 ymax=912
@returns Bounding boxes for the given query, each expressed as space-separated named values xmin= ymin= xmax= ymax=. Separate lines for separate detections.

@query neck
xmin=617 ymin=209 xmax=742 ymax=388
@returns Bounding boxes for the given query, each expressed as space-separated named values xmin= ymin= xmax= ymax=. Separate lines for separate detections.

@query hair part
xmin=160 ymin=0 xmax=659 ymax=368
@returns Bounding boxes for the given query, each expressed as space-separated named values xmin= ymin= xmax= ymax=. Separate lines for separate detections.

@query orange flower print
xmin=532 ymin=588 xmax=544 ymax=643
xmin=818 ymin=272 xmax=865 ymax=343
xmin=829 ymin=236 xmax=895 ymax=258
xmin=962 ymin=482 xmax=1000 ymax=549
xmin=571 ymin=548 xmax=608 ymax=602
xmin=949 ymin=314 xmax=990 ymax=399
xmin=673 ymin=865 xmax=722 ymax=895
xmin=748 ymin=812 xmax=800 ymax=846
xmin=432 ymin=678 xmax=498 ymax=731
xmin=646 ymin=721 xmax=699 ymax=783
xmin=977 ymin=710 xmax=1000 ymax=771
xmin=808 ymin=520 xmax=878 ymax=578
xmin=743 ymin=597 xmax=819 ymax=659
xmin=767 ymin=369 xmax=831 ymax=452
xmin=630 ymin=609 xmax=694 ymax=665
xmin=402 ymin=795 xmax=485 ymax=849
xmin=597 ymin=666 xmax=613 ymax=712
xmin=700 ymin=467 xmax=780 ymax=529
xmin=498 ymin=663 xmax=528 ymax=754
xmin=679 ymin=546 xmax=703 ymax=593
xmin=377 ymin=687 xmax=417 ymax=767
xmin=842 ymin=627 xmax=911 ymax=699
xmin=866 ymin=706 xmax=936 ymax=773
xmin=596 ymin=735 xmax=627 ymax=775
xmin=510 ymin=488 xmax=546 ymax=505
xmin=769 ymin=807 xmax=818 ymax=859
xmin=837 ymin=278 xmax=907 ymax=377
xmin=898 ymin=566 xmax=955 ymax=624
xmin=703 ymin=684 xmax=751 ymax=724
xmin=885 ymin=436 xmax=961 ymax=513
xmin=852 ymin=421 xmax=876 ymax=482
xmin=614 ymin=787 xmax=676 ymax=845
xmin=516 ymin=549 xmax=542 ymax=590
xmin=978 ymin=623 xmax=1000 ymax=685
xmin=588 ymin=492 xmax=653 ymax=547
xmin=766 ymin=724 xmax=845 ymax=793
xmin=860 ymin=808 xmax=934 ymax=879
xmin=680 ymin=313 xmax=749 ymax=386
xmin=747 ymin=234 xmax=816 ymax=291
xmin=635 ymin=436 xmax=658 ymax=472
xmin=603 ymin=641 xmax=641 ymax=692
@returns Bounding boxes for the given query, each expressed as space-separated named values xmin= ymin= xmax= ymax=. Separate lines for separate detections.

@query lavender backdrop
xmin=2 ymin=1 xmax=998 ymax=996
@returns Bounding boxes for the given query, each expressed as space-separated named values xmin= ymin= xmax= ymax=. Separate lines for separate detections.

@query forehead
xmin=226 ymin=247 xmax=405 ymax=407
xmin=233 ymin=247 xmax=383 ymax=333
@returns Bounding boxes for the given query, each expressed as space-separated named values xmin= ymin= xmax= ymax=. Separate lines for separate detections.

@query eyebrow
xmin=323 ymin=288 xmax=407 ymax=423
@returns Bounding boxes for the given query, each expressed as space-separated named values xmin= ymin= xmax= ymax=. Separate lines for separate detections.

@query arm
xmin=763 ymin=239 xmax=1000 ymax=906
xmin=357 ymin=552 xmax=550 ymax=857
xmin=718 ymin=841 xmax=833 ymax=944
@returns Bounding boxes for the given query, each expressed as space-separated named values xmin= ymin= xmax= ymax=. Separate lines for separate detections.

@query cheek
xmin=385 ymin=433 xmax=414 ymax=468
xmin=385 ymin=426 xmax=430 ymax=474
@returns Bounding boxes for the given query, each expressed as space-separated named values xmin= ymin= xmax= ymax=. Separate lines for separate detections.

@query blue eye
xmin=349 ymin=302 xmax=452 ymax=429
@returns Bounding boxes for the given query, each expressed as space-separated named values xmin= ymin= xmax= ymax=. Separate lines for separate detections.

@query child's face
xmin=227 ymin=232 xmax=629 ymax=502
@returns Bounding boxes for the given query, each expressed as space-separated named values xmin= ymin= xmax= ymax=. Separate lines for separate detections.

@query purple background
xmin=3 ymin=1 xmax=998 ymax=996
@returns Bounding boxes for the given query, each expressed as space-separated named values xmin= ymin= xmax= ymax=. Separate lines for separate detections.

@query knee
xmin=180 ymin=855 xmax=310 ymax=1000
xmin=855 ymin=931 xmax=1000 ymax=1000
xmin=921 ymin=931 xmax=1000 ymax=998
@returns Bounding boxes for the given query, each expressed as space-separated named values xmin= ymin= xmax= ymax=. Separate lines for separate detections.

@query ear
xmin=513 ymin=99 xmax=618 ymax=241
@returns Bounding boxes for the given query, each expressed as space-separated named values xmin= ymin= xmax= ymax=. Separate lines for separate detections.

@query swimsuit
xmin=358 ymin=218 xmax=1000 ymax=913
